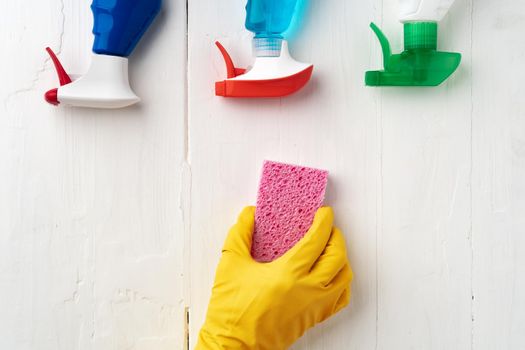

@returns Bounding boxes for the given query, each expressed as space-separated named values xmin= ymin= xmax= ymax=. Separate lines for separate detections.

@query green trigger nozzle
xmin=365 ymin=22 xmax=461 ymax=87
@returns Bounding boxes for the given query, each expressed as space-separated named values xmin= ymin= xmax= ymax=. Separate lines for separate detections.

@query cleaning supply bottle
xmin=366 ymin=0 xmax=461 ymax=86
xmin=215 ymin=0 xmax=313 ymax=98
xmin=45 ymin=0 xmax=162 ymax=108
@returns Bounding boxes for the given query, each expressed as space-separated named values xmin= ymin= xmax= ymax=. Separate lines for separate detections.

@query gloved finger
xmin=281 ymin=207 xmax=334 ymax=272
xmin=310 ymin=227 xmax=349 ymax=286
xmin=333 ymin=287 xmax=350 ymax=314
xmin=222 ymin=206 xmax=255 ymax=257
xmin=327 ymin=263 xmax=353 ymax=291
xmin=318 ymin=283 xmax=351 ymax=324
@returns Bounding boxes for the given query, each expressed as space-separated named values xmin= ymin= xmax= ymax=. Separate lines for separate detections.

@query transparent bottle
xmin=245 ymin=0 xmax=298 ymax=57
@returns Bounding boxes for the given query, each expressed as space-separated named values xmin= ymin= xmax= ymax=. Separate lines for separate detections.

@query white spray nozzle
xmin=45 ymin=50 xmax=140 ymax=109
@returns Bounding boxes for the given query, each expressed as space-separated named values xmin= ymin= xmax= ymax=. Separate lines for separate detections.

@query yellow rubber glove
xmin=196 ymin=206 xmax=353 ymax=350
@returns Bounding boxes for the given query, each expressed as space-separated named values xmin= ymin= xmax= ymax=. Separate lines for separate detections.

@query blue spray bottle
xmin=215 ymin=0 xmax=313 ymax=98
xmin=45 ymin=0 xmax=161 ymax=108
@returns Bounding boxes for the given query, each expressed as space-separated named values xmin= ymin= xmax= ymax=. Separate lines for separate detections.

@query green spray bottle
xmin=366 ymin=0 xmax=461 ymax=86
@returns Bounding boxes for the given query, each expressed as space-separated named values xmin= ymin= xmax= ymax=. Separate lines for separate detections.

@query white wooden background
xmin=2 ymin=0 xmax=525 ymax=349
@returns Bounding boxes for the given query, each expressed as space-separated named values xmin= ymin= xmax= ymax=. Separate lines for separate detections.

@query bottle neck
xmin=253 ymin=37 xmax=284 ymax=57
xmin=404 ymin=22 xmax=438 ymax=50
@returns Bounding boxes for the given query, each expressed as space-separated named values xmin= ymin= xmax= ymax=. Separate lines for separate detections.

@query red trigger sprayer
xmin=215 ymin=0 xmax=313 ymax=98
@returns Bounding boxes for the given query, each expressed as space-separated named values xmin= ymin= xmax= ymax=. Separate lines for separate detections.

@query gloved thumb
xmin=222 ymin=206 xmax=255 ymax=257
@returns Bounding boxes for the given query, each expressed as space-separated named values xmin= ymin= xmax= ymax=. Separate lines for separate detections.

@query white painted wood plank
xmin=4 ymin=0 xmax=525 ymax=349
xmin=0 ymin=0 xmax=187 ymax=349
xmin=373 ymin=0 xmax=474 ymax=349
xmin=187 ymin=0 xmax=379 ymax=349
xmin=472 ymin=1 xmax=525 ymax=349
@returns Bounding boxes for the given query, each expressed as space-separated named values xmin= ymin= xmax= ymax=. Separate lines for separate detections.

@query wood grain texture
xmin=2 ymin=0 xmax=525 ymax=349
xmin=472 ymin=0 xmax=525 ymax=349
xmin=373 ymin=0 xmax=473 ymax=349
xmin=1 ymin=0 xmax=187 ymax=349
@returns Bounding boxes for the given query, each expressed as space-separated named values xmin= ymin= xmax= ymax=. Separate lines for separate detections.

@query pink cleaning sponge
xmin=252 ymin=160 xmax=329 ymax=262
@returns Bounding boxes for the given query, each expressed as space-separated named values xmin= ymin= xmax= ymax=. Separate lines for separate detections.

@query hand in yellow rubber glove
xmin=196 ymin=206 xmax=353 ymax=350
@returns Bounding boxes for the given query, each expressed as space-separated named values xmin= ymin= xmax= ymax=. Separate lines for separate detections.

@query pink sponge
xmin=252 ymin=160 xmax=329 ymax=262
